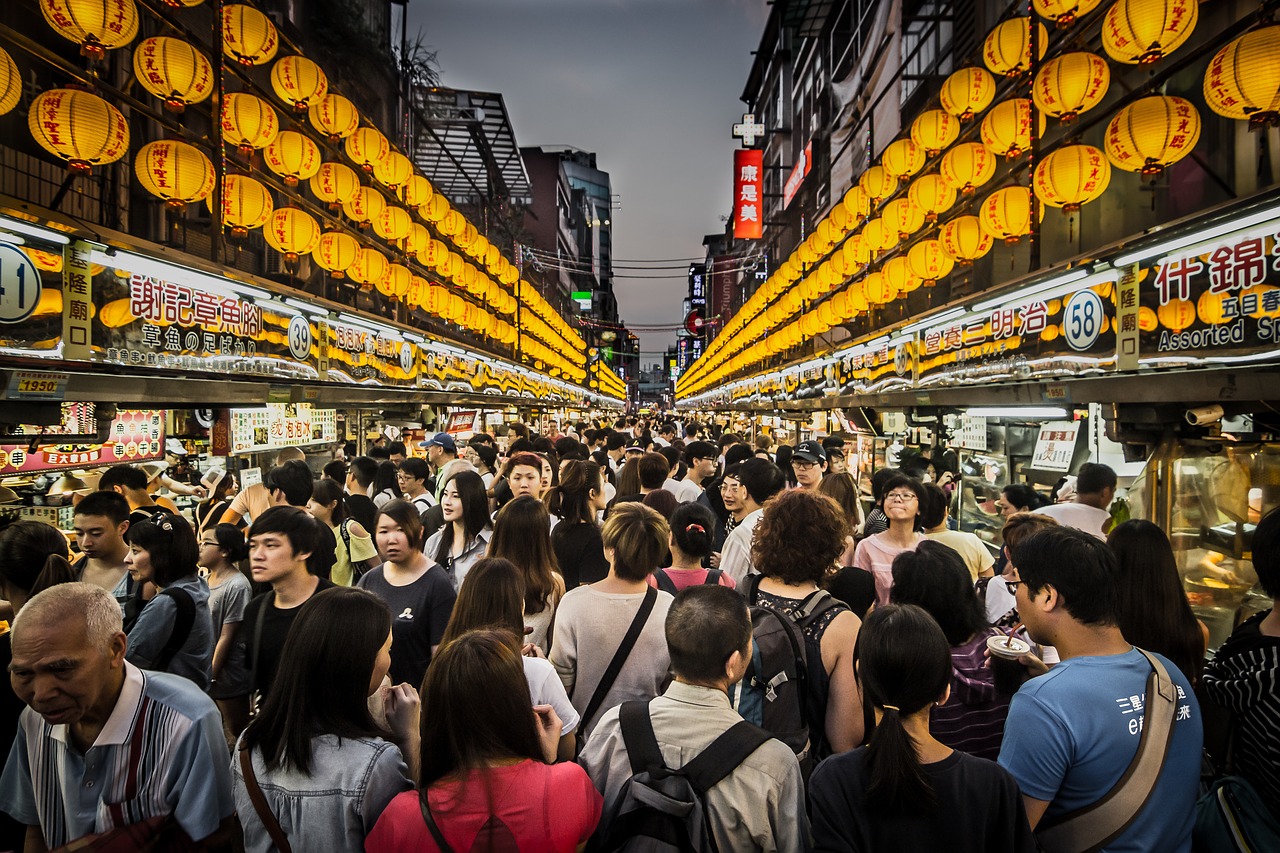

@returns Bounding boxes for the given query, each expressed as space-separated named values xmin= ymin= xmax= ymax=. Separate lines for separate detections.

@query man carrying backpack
xmin=581 ymin=585 xmax=808 ymax=852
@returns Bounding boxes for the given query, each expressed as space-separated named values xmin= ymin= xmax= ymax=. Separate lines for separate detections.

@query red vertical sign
xmin=733 ymin=149 xmax=764 ymax=240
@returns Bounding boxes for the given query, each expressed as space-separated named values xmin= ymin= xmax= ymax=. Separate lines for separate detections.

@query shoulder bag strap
xmin=618 ymin=700 xmax=664 ymax=775
xmin=1035 ymin=649 xmax=1178 ymax=853
xmin=577 ymin=586 xmax=658 ymax=736
xmin=418 ymin=790 xmax=456 ymax=853
xmin=745 ymin=572 xmax=762 ymax=604
xmin=153 ymin=587 xmax=196 ymax=672
xmin=338 ymin=518 xmax=352 ymax=555
xmin=239 ymin=746 xmax=293 ymax=853
xmin=703 ymin=569 xmax=723 ymax=586
xmin=682 ymin=721 xmax=774 ymax=795
xmin=653 ymin=569 xmax=679 ymax=597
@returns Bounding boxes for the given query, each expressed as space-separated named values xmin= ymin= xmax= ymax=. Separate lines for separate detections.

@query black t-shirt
xmin=357 ymin=566 xmax=456 ymax=689
xmin=239 ymin=578 xmax=336 ymax=698
xmin=344 ymin=493 xmax=378 ymax=533
xmin=551 ymin=521 xmax=611 ymax=591
xmin=809 ymin=747 xmax=1037 ymax=853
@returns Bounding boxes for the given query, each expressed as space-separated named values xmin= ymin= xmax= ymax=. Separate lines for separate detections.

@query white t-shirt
xmin=522 ymin=656 xmax=580 ymax=735
xmin=662 ymin=478 xmax=684 ymax=496
xmin=1034 ymin=503 xmax=1112 ymax=540
xmin=670 ymin=479 xmax=703 ymax=503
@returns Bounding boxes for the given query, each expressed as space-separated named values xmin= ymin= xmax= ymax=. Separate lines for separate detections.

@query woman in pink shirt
xmin=853 ymin=474 xmax=926 ymax=604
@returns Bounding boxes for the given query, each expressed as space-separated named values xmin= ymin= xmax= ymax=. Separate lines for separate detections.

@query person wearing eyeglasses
xmin=718 ymin=459 xmax=787 ymax=589
xmin=853 ymin=474 xmax=927 ymax=606
xmin=791 ymin=440 xmax=829 ymax=490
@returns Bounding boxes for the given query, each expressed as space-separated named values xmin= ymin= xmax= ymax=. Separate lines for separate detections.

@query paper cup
xmin=987 ymin=634 xmax=1031 ymax=660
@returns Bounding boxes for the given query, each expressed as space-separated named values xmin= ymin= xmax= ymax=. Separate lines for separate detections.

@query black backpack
xmin=588 ymin=700 xmax=772 ymax=853
xmin=735 ymin=575 xmax=844 ymax=773
xmin=652 ymin=568 xmax=722 ymax=597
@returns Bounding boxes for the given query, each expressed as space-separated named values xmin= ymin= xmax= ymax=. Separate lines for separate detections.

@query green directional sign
xmin=571 ymin=291 xmax=592 ymax=301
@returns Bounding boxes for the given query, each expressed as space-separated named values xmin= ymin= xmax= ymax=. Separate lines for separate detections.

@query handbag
xmin=1035 ymin=649 xmax=1178 ymax=853
xmin=238 ymin=746 xmax=293 ymax=853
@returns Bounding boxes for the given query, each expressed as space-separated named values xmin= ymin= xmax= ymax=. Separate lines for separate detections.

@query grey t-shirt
xmin=125 ymin=574 xmax=215 ymax=690
xmin=208 ymin=572 xmax=253 ymax=699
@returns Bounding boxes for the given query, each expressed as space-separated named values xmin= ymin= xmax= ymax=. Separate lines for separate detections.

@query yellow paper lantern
xmin=407 ymin=275 xmax=428 ymax=309
xmin=418 ymin=239 xmax=448 ymax=269
xmin=830 ymin=203 xmax=853 ymax=236
xmin=883 ymin=256 xmax=921 ymax=296
xmin=264 ymin=208 xmax=322 ymax=262
xmin=1033 ymin=52 xmax=1110 ymax=122
xmin=314 ymin=231 xmax=360 ymax=278
xmin=1033 ymin=0 xmax=1101 ymax=27
xmin=399 ymin=174 xmax=434 ymax=208
xmin=979 ymin=186 xmax=1037 ymax=244
xmin=842 ymin=234 xmax=870 ymax=269
xmin=373 ymin=151 xmax=414 ymax=191
xmin=270 ymin=55 xmax=328 ymax=111
xmin=440 ymin=209 xmax=467 ymax=237
xmin=1157 ymin=298 xmax=1195 ymax=332
xmin=220 ymin=92 xmax=278 ymax=156
xmin=378 ymin=263 xmax=411 ymax=301
xmin=456 ymin=222 xmax=480 ymax=251
xmin=40 ymin=0 xmax=138 ymax=58
xmin=373 ymin=205 xmax=412 ymax=241
xmin=0 ymin=48 xmax=19 ymax=117
xmin=862 ymin=218 xmax=899 ymax=255
xmin=864 ymin=271 xmax=897 ymax=305
xmin=308 ymin=161 xmax=360 ymax=210
xmin=983 ymin=17 xmax=1049 ymax=77
xmin=402 ymin=222 xmax=430 ymax=255
xmin=308 ymin=93 xmax=360 ymax=141
xmin=345 ymin=127 xmax=389 ymax=172
xmin=134 ymin=139 xmax=215 ymax=208
xmin=940 ymin=142 xmax=996 ymax=195
xmin=263 ymin=130 xmax=321 ymax=187
xmin=1102 ymin=0 xmax=1197 ymax=65
xmin=1203 ymin=26 xmax=1280 ymax=129
xmin=1136 ymin=306 xmax=1158 ymax=331
xmin=908 ymin=239 xmax=955 ymax=286
xmin=884 ymin=197 xmax=925 ymax=239
xmin=24 ymin=249 xmax=62 ymax=273
xmin=859 ymin=166 xmax=897 ymax=205
xmin=343 ymin=186 xmax=385 ymax=228
xmin=981 ymin=99 xmax=1046 ymax=159
xmin=28 ymin=89 xmax=129 ymax=174
xmin=221 ymin=5 xmax=278 ymax=66
xmin=1105 ymin=96 xmax=1200 ymax=176
xmin=939 ymin=215 xmax=994 ymax=264
xmin=348 ymin=247 xmax=388 ymax=291
xmin=133 ymin=37 xmax=213 ymax=113
xmin=910 ymin=109 xmax=959 ymax=156
xmin=207 ymin=174 xmax=273 ymax=238
xmin=420 ymin=194 xmax=450 ymax=223
xmin=882 ymin=139 xmax=926 ymax=181
xmin=1034 ymin=144 xmax=1111 ymax=212
xmin=841 ymin=186 xmax=870 ymax=225
xmin=939 ymin=67 xmax=996 ymax=121
xmin=907 ymin=173 xmax=957 ymax=223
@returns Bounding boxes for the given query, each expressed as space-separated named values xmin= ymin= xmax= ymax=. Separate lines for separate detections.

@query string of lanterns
xmin=680 ymin=3 xmax=1279 ymax=399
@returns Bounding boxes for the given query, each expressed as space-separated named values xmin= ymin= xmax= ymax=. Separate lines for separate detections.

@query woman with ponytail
xmin=648 ymin=502 xmax=736 ymax=593
xmin=810 ymin=604 xmax=1035 ymax=852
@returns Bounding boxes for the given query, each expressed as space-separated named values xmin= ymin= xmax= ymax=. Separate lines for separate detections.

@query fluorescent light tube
xmin=1113 ymin=205 xmax=1280 ymax=267
xmin=967 ymin=407 xmax=1068 ymax=418
xmin=0 ymin=216 xmax=71 ymax=245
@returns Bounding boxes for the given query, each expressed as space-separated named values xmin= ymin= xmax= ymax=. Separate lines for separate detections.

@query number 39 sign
xmin=0 ymin=243 xmax=40 ymax=325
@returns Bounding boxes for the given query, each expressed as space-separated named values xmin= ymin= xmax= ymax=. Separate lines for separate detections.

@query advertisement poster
xmin=0 ymin=406 xmax=165 ymax=475
xmin=229 ymin=404 xmax=337 ymax=455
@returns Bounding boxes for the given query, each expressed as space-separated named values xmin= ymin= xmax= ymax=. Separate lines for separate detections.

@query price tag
xmin=5 ymin=371 xmax=68 ymax=401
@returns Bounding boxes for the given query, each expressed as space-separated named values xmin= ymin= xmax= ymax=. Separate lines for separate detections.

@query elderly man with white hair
xmin=0 ymin=583 xmax=234 ymax=850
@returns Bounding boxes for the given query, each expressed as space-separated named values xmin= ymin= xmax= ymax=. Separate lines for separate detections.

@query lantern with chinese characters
xmin=372 ymin=205 xmax=411 ymax=242
xmin=1157 ymin=298 xmax=1195 ymax=331
xmin=373 ymin=151 xmax=413 ymax=191
xmin=908 ymin=173 xmax=957 ymax=223
xmin=222 ymin=5 xmax=277 ymax=66
xmin=1105 ymin=96 xmax=1200 ymax=176
xmin=842 ymin=233 xmax=870 ymax=269
xmin=1203 ymin=26 xmax=1280 ymax=129
xmin=864 ymin=271 xmax=897 ymax=305
xmin=859 ymin=166 xmax=897 ymax=205
xmin=134 ymin=140 xmax=215 ymax=208
xmin=940 ymin=142 xmax=996 ymax=195
xmin=862 ymin=218 xmax=899 ymax=256
xmin=264 ymin=207 xmax=321 ymax=263
xmin=908 ymin=239 xmax=955 ymax=286
xmin=343 ymin=186 xmax=385 ymax=229
xmin=28 ymin=89 xmax=129 ymax=174
xmin=407 ymin=275 xmax=427 ymax=310
xmin=314 ymin=231 xmax=359 ymax=278
xmin=1102 ymin=0 xmax=1197 ymax=65
xmin=132 ymin=37 xmax=213 ymax=113
xmin=0 ymin=48 xmax=18 ymax=117
xmin=884 ymin=256 xmax=921 ymax=296
xmin=420 ymin=193 xmax=449 ymax=223
xmin=402 ymin=222 xmax=429 ymax=255
xmin=884 ymin=197 xmax=925 ymax=239
xmin=347 ymin=247 xmax=388 ymax=291
xmin=345 ymin=127 xmax=388 ymax=173
xmin=1035 ymin=144 xmax=1111 ymax=213
xmin=418 ymin=239 xmax=448 ymax=269
xmin=882 ymin=139 xmax=926 ymax=181
xmin=939 ymin=215 xmax=994 ymax=264
xmin=308 ymin=161 xmax=359 ymax=210
xmin=270 ymin=55 xmax=327 ymax=111
xmin=456 ymin=221 xmax=480 ymax=251
xmin=377 ymin=263 xmax=411 ymax=301
xmin=1033 ymin=52 xmax=1110 ymax=122
xmin=399 ymin=174 xmax=433 ymax=207
xmin=830 ymin=201 xmax=854 ymax=236
xmin=939 ymin=67 xmax=996 ymax=121
xmin=979 ymin=186 xmax=1037 ymax=244
xmin=207 ymin=174 xmax=273 ymax=238
xmin=911 ymin=109 xmax=959 ymax=156
xmin=263 ymin=130 xmax=321 ymax=187
xmin=1033 ymin=0 xmax=1100 ymax=27
xmin=40 ymin=0 xmax=138 ymax=59
xmin=220 ymin=92 xmax=278 ymax=156
xmin=308 ymin=93 xmax=359 ymax=141
xmin=439 ymin=209 xmax=466 ymax=237
xmin=983 ymin=17 xmax=1048 ymax=77
xmin=841 ymin=186 xmax=870 ymax=225
xmin=981 ymin=99 xmax=1045 ymax=159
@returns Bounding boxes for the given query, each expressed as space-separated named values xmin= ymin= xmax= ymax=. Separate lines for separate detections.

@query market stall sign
xmin=0 ymin=408 xmax=165 ymax=475
xmin=229 ymin=404 xmax=337 ymax=454
xmin=1030 ymin=421 xmax=1081 ymax=472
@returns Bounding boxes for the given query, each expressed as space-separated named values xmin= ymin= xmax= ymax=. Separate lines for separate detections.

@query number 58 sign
xmin=0 ymin=243 xmax=40 ymax=325
xmin=1064 ymin=290 xmax=1105 ymax=352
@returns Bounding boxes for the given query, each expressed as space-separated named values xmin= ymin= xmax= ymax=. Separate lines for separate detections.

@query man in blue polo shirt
xmin=0 ymin=583 xmax=234 ymax=849
xmin=999 ymin=526 xmax=1202 ymax=852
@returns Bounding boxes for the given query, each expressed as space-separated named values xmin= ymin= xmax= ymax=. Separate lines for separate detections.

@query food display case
xmin=1132 ymin=438 xmax=1280 ymax=651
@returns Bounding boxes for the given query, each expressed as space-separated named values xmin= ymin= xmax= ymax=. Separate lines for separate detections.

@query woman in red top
xmin=366 ymin=629 xmax=602 ymax=852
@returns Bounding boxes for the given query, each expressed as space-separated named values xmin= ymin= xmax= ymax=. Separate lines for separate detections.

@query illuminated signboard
xmin=229 ymin=404 xmax=338 ymax=454
xmin=782 ymin=141 xmax=813 ymax=209
xmin=733 ymin=150 xmax=764 ymax=240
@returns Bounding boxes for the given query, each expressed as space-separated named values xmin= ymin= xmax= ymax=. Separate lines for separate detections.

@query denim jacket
xmin=231 ymin=734 xmax=413 ymax=853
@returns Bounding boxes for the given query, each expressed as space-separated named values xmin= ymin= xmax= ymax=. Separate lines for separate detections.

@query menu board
xmin=0 ymin=405 xmax=165 ymax=475
xmin=229 ymin=404 xmax=338 ymax=455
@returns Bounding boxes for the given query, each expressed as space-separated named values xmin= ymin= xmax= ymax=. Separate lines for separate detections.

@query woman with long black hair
xmin=487 ymin=496 xmax=564 ymax=653
xmin=549 ymin=460 xmax=610 ymax=591
xmin=423 ymin=470 xmax=491 ymax=592
xmin=810 ymin=604 xmax=1036 ymax=852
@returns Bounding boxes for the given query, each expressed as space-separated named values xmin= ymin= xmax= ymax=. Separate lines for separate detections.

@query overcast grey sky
xmin=407 ymin=0 xmax=768 ymax=366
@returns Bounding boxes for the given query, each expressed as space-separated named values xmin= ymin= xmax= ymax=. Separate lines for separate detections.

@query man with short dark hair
xmin=581 ymin=586 xmax=806 ymax=851
xmin=605 ymin=432 xmax=627 ymax=472
xmin=397 ymin=457 xmax=435 ymax=513
xmin=672 ymin=440 xmax=717 ymax=503
xmin=386 ymin=441 xmax=407 ymax=465
xmin=71 ymin=492 xmax=134 ymax=609
xmin=653 ymin=422 xmax=677 ymax=448
xmin=221 ymin=447 xmax=307 ymax=526
xmin=264 ymin=459 xmax=314 ymax=508
xmin=999 ymin=526 xmax=1201 ymax=851
xmin=719 ymin=459 xmax=786 ymax=587
xmin=97 ymin=465 xmax=163 ymax=529
xmin=344 ymin=456 xmax=379 ymax=531
xmin=1034 ymin=462 xmax=1117 ymax=540
xmin=791 ymin=440 xmax=828 ymax=490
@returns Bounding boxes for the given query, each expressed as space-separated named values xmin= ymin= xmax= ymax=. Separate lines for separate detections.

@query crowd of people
xmin=0 ymin=416 xmax=1274 ymax=851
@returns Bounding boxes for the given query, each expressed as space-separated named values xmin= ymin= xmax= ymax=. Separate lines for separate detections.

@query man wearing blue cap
xmin=418 ymin=433 xmax=458 ymax=502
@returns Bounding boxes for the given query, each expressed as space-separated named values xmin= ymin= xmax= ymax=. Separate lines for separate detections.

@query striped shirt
xmin=0 ymin=662 xmax=234 ymax=847
xmin=931 ymin=630 xmax=1012 ymax=761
